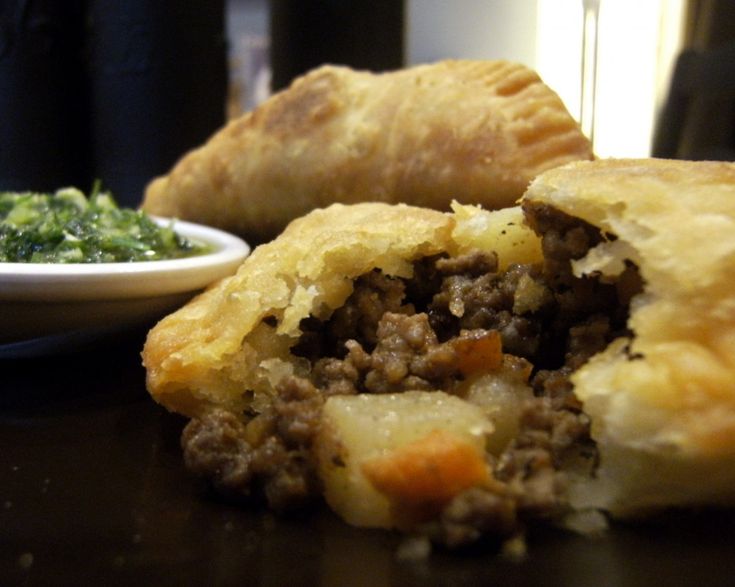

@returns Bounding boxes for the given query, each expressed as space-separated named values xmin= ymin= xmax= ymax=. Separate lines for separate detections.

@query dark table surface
xmin=2 ymin=329 xmax=735 ymax=587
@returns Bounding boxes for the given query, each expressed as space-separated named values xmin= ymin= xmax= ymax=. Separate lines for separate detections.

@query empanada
xmin=141 ymin=60 xmax=593 ymax=243
xmin=143 ymin=158 xmax=735 ymax=549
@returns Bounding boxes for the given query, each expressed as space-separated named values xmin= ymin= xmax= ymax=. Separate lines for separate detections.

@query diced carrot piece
xmin=453 ymin=330 xmax=503 ymax=376
xmin=361 ymin=429 xmax=490 ymax=506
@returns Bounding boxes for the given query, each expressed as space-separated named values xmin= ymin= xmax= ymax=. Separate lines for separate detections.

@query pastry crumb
xmin=396 ymin=536 xmax=432 ymax=561
xmin=18 ymin=552 xmax=34 ymax=570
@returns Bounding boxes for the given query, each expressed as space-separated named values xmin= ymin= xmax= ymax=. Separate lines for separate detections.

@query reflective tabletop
xmin=2 ymin=330 xmax=735 ymax=587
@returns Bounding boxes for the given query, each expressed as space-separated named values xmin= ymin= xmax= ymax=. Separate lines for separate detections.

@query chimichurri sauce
xmin=0 ymin=187 xmax=209 ymax=263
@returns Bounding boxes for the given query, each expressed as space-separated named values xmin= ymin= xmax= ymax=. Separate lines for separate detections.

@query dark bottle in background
xmin=0 ymin=0 xmax=89 ymax=192
xmin=87 ymin=0 xmax=228 ymax=207
xmin=269 ymin=0 xmax=405 ymax=92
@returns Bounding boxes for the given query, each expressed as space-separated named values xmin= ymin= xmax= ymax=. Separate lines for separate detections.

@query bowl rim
xmin=0 ymin=218 xmax=250 ymax=301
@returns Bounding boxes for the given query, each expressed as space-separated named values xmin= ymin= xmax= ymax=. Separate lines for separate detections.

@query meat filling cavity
xmin=182 ymin=204 xmax=640 ymax=547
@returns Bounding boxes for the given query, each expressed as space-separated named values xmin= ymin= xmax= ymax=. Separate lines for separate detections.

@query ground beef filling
xmin=181 ymin=206 xmax=639 ymax=546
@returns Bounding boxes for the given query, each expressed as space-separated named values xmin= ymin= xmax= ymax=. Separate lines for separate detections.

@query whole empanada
xmin=141 ymin=60 xmax=592 ymax=243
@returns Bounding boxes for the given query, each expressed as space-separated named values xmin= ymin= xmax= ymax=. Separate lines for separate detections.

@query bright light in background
xmin=536 ymin=0 xmax=685 ymax=158
xmin=536 ymin=1 xmax=583 ymax=124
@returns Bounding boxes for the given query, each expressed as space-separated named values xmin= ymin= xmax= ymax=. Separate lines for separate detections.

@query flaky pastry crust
xmin=522 ymin=158 xmax=735 ymax=515
xmin=141 ymin=60 xmax=592 ymax=243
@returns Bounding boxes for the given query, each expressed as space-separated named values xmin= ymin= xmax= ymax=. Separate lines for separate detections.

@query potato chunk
xmin=315 ymin=391 xmax=492 ymax=528
xmin=451 ymin=203 xmax=543 ymax=271
xmin=462 ymin=356 xmax=534 ymax=454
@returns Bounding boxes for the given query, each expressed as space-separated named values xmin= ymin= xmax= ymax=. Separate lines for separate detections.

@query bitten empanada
xmin=141 ymin=60 xmax=592 ymax=243
xmin=143 ymin=159 xmax=735 ymax=550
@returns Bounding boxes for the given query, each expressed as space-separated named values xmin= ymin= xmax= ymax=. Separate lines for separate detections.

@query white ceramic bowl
xmin=0 ymin=218 xmax=250 ymax=356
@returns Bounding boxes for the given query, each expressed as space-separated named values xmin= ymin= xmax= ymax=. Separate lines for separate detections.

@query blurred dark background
xmin=0 ymin=0 xmax=227 ymax=207
xmin=269 ymin=0 xmax=403 ymax=92
xmin=652 ymin=0 xmax=735 ymax=161
xmin=0 ymin=0 xmax=89 ymax=194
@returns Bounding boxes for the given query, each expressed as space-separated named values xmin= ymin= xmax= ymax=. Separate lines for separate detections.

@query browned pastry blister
xmin=141 ymin=60 xmax=593 ymax=243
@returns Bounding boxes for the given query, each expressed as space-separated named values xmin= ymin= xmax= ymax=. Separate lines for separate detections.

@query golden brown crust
xmin=143 ymin=203 xmax=455 ymax=416
xmin=141 ymin=60 xmax=592 ymax=243
xmin=523 ymin=158 xmax=735 ymax=515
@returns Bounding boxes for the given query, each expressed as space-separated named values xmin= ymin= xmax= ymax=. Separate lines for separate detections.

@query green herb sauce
xmin=0 ymin=186 xmax=209 ymax=263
